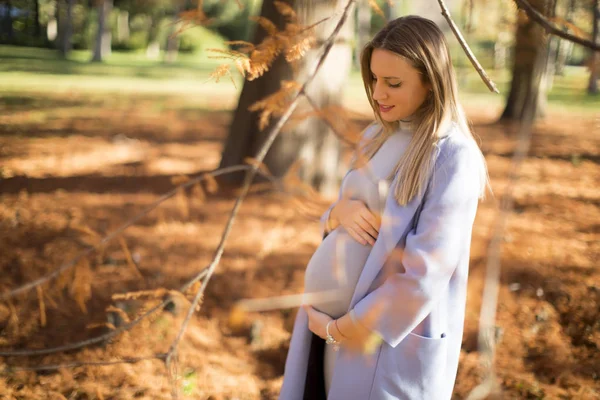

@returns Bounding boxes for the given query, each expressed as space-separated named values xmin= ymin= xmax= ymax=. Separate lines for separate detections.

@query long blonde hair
xmin=356 ymin=16 xmax=488 ymax=205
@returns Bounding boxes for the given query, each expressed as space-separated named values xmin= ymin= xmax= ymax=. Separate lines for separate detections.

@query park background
xmin=0 ymin=0 xmax=599 ymax=398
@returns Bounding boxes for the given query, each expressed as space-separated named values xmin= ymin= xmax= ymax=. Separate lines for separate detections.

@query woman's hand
xmin=303 ymin=306 xmax=381 ymax=353
xmin=303 ymin=305 xmax=332 ymax=339
xmin=331 ymin=199 xmax=380 ymax=246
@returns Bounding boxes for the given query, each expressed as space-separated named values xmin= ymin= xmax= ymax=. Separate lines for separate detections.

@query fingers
xmin=360 ymin=208 xmax=381 ymax=232
xmin=348 ymin=224 xmax=375 ymax=246
xmin=356 ymin=216 xmax=378 ymax=240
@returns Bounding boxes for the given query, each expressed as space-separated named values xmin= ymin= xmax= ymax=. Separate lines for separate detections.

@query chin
xmin=379 ymin=113 xmax=399 ymax=122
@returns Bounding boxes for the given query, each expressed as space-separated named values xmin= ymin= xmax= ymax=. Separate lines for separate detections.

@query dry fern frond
xmin=251 ymin=16 xmax=280 ymax=36
xmin=225 ymin=40 xmax=256 ymax=54
xmin=207 ymin=47 xmax=248 ymax=59
xmin=285 ymin=34 xmax=316 ymax=62
xmin=71 ymin=258 xmax=92 ymax=314
xmin=248 ymin=80 xmax=301 ymax=129
xmin=274 ymin=0 xmax=296 ymax=20
xmin=369 ymin=0 xmax=385 ymax=18
xmin=208 ymin=64 xmax=237 ymax=87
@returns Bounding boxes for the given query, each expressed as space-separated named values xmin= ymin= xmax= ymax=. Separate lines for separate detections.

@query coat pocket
xmin=373 ymin=332 xmax=448 ymax=399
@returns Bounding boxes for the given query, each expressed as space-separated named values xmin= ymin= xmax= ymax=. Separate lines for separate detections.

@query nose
xmin=372 ymin=80 xmax=387 ymax=102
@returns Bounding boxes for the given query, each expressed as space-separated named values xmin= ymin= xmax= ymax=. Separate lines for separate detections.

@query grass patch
xmin=1 ymin=45 xmax=597 ymax=116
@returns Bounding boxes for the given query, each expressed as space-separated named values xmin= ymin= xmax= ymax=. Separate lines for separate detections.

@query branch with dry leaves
xmin=514 ymin=0 xmax=600 ymax=51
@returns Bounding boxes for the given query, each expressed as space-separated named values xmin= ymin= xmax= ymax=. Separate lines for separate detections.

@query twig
xmin=437 ymin=0 xmax=500 ymax=93
xmin=1 ymin=354 xmax=166 ymax=373
xmin=0 ymin=165 xmax=278 ymax=301
xmin=163 ymin=0 xmax=358 ymax=386
xmin=514 ymin=0 xmax=600 ymax=51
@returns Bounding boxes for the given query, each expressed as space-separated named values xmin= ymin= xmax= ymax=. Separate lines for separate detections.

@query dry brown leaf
xmin=175 ymin=187 xmax=189 ymax=220
xmin=118 ymin=237 xmax=143 ymax=279
xmin=36 ymin=286 xmax=46 ymax=327
xmin=202 ymin=173 xmax=219 ymax=194
xmin=112 ymin=288 xmax=169 ymax=302
xmin=171 ymin=175 xmax=190 ymax=186
xmin=71 ymin=258 xmax=92 ymax=314
xmin=191 ymin=182 xmax=206 ymax=206
xmin=106 ymin=305 xmax=131 ymax=324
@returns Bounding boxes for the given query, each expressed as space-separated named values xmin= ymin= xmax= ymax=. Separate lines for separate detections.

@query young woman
xmin=279 ymin=16 xmax=489 ymax=400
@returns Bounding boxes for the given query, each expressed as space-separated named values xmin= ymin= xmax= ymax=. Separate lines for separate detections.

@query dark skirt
xmin=303 ymin=333 xmax=327 ymax=399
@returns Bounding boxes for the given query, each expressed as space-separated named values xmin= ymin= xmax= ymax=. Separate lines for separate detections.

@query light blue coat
xmin=279 ymin=123 xmax=483 ymax=400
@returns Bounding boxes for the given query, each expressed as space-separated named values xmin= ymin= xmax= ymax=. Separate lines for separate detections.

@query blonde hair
xmin=355 ymin=16 xmax=488 ymax=205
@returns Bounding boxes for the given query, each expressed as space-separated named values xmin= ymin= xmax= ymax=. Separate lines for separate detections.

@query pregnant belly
xmin=303 ymin=228 xmax=372 ymax=318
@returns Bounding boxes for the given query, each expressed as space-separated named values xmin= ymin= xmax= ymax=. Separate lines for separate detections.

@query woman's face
xmin=369 ymin=48 xmax=431 ymax=123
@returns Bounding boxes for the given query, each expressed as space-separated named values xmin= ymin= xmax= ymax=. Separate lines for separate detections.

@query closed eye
xmin=372 ymin=75 xmax=402 ymax=88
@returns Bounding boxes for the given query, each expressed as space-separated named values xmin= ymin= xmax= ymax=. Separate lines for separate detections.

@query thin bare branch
xmin=514 ymin=0 xmax=600 ymax=51
xmin=164 ymin=0 xmax=358 ymax=374
xmin=437 ymin=0 xmax=500 ymax=93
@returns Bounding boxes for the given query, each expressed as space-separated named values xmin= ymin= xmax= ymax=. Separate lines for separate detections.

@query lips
xmin=378 ymin=104 xmax=394 ymax=113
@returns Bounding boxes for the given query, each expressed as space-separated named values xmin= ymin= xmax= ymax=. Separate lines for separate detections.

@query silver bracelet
xmin=325 ymin=320 xmax=340 ymax=351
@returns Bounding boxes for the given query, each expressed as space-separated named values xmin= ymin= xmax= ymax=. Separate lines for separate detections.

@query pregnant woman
xmin=279 ymin=16 xmax=489 ymax=400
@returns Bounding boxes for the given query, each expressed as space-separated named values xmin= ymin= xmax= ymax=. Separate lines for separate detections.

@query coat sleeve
xmin=352 ymin=143 xmax=482 ymax=348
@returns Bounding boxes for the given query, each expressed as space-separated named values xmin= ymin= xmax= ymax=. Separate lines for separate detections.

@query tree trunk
xmin=92 ymin=0 xmax=113 ymax=62
xmin=116 ymin=10 xmax=130 ymax=42
xmin=382 ymin=0 xmax=398 ymax=21
xmin=500 ymin=0 xmax=550 ymax=121
xmin=219 ymin=0 xmax=354 ymax=196
xmin=588 ymin=0 xmax=599 ymax=94
xmin=58 ymin=0 xmax=74 ymax=58
xmin=33 ymin=0 xmax=42 ymax=38
xmin=146 ymin=15 xmax=161 ymax=60
xmin=219 ymin=0 xmax=295 ymax=184
xmin=3 ymin=0 xmax=14 ymax=43
xmin=164 ymin=12 xmax=180 ymax=64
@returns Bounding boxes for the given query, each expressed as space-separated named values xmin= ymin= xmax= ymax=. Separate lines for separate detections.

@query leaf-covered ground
xmin=0 ymin=92 xmax=598 ymax=399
